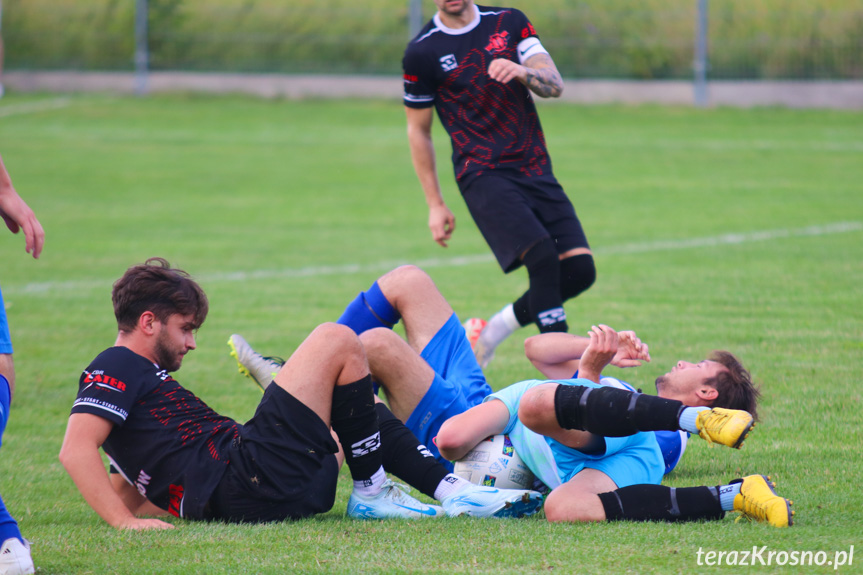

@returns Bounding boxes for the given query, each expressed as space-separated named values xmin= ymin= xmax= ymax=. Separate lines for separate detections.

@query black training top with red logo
xmin=403 ymin=5 xmax=552 ymax=189
xmin=71 ymin=346 xmax=240 ymax=519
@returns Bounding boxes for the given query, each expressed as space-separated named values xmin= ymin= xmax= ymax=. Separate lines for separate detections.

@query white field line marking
xmin=0 ymin=98 xmax=73 ymax=118
xmin=8 ymin=221 xmax=861 ymax=295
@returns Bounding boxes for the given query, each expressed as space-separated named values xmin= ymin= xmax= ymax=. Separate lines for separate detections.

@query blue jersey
xmin=487 ymin=379 xmax=665 ymax=490
xmin=403 ymin=5 xmax=554 ymax=189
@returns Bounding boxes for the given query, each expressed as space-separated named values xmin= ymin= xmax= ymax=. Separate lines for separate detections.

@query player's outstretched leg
xmin=596 ymin=475 xmax=793 ymax=527
xmin=547 ymin=383 xmax=754 ymax=448
xmin=227 ymin=334 xmax=284 ymax=392
xmin=374 ymin=402 xmax=542 ymax=518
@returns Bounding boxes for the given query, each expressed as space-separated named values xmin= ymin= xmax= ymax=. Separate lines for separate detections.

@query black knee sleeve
xmin=554 ymin=384 xmax=684 ymax=436
xmin=600 ymin=485 xmax=724 ymax=522
xmin=559 ymin=253 xmax=596 ymax=301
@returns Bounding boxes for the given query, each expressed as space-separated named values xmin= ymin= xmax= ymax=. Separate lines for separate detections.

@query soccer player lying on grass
xmin=229 ymin=265 xmax=541 ymax=518
xmin=435 ymin=325 xmax=794 ymax=527
xmin=59 ymin=258 xmax=541 ymax=529
xmin=228 ymin=264 xmax=757 ymax=515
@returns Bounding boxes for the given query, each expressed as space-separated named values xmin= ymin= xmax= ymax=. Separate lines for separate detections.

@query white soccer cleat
xmin=347 ymin=480 xmax=444 ymax=520
xmin=227 ymin=334 xmax=284 ymax=393
xmin=462 ymin=318 xmax=495 ymax=368
xmin=0 ymin=538 xmax=34 ymax=575
xmin=441 ymin=484 xmax=543 ymax=518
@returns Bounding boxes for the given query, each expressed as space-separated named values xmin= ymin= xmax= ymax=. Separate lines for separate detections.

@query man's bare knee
xmin=544 ymin=490 xmax=602 ymax=523
xmin=518 ymin=383 xmax=557 ymax=431
xmin=377 ymin=265 xmax=431 ymax=300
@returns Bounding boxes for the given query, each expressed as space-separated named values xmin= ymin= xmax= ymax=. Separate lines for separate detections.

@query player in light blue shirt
xmin=437 ymin=325 xmax=793 ymax=527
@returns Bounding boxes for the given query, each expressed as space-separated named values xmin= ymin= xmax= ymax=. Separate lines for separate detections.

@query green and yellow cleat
xmin=227 ymin=334 xmax=284 ymax=393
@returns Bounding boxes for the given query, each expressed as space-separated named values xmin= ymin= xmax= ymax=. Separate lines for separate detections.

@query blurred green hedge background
xmin=4 ymin=0 xmax=862 ymax=79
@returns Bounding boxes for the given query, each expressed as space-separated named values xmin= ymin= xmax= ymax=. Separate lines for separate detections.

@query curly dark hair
xmin=112 ymin=258 xmax=208 ymax=332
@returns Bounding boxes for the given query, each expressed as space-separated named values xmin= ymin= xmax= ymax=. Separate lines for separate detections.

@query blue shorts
xmin=0 ymin=286 xmax=12 ymax=355
xmin=405 ymin=314 xmax=492 ymax=470
xmin=550 ymin=432 xmax=665 ymax=489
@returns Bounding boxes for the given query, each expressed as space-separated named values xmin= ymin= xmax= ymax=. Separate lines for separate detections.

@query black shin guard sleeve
xmin=559 ymin=253 xmax=597 ymax=301
xmin=554 ymin=384 xmax=684 ymax=436
xmin=330 ymin=375 xmax=381 ymax=481
xmin=375 ymin=403 xmax=448 ymax=499
xmin=599 ymin=485 xmax=724 ymax=522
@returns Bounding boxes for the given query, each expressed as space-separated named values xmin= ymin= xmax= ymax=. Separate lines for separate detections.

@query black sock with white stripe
xmin=598 ymin=484 xmax=725 ymax=522
xmin=330 ymin=375 xmax=385 ymax=495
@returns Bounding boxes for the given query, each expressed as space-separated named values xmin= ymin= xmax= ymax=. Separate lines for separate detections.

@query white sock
xmin=434 ymin=474 xmax=474 ymax=501
xmin=352 ymin=466 xmax=388 ymax=497
xmin=678 ymin=406 xmax=710 ymax=434
xmin=479 ymin=304 xmax=521 ymax=349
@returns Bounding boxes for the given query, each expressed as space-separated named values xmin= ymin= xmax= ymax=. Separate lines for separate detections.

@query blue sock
xmin=0 ymin=377 xmax=22 ymax=544
xmin=678 ymin=406 xmax=710 ymax=434
xmin=719 ymin=482 xmax=742 ymax=511
xmin=0 ymin=374 xmax=9 ymax=446
xmin=0 ymin=493 xmax=22 ymax=544
xmin=337 ymin=281 xmax=400 ymax=335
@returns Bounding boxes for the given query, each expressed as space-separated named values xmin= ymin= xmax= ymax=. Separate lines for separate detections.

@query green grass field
xmin=0 ymin=93 xmax=861 ymax=574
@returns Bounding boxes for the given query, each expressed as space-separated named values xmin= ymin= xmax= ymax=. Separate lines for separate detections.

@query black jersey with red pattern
xmin=71 ymin=346 xmax=240 ymax=519
xmin=403 ymin=5 xmax=552 ymax=189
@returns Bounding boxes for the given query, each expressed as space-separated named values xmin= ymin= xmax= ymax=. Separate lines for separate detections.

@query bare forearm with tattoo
xmin=524 ymin=54 xmax=563 ymax=97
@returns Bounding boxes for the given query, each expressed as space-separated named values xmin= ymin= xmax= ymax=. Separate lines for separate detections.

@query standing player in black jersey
xmin=403 ymin=0 xmax=596 ymax=368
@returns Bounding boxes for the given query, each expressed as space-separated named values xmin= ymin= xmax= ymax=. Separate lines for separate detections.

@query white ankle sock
xmin=479 ymin=304 xmax=521 ymax=349
xmin=434 ymin=474 xmax=473 ymax=501
xmin=352 ymin=466 xmax=388 ymax=497
xmin=678 ymin=406 xmax=710 ymax=434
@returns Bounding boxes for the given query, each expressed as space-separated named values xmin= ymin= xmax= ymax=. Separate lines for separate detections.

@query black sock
xmin=598 ymin=484 xmax=725 ymax=522
xmin=375 ymin=403 xmax=448 ymax=499
xmin=554 ymin=384 xmax=684 ymax=436
xmin=330 ymin=375 xmax=381 ymax=483
xmin=522 ymin=237 xmax=568 ymax=333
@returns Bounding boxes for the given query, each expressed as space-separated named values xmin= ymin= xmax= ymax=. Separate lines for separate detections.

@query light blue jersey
xmin=486 ymin=378 xmax=666 ymax=490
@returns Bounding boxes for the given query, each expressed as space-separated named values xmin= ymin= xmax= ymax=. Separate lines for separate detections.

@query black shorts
xmin=462 ymin=172 xmax=590 ymax=273
xmin=207 ymin=384 xmax=340 ymax=523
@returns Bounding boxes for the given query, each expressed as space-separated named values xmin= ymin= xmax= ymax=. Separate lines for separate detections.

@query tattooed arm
xmin=487 ymin=53 xmax=564 ymax=98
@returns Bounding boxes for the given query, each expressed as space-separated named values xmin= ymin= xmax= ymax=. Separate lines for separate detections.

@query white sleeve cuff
xmin=517 ymin=37 xmax=548 ymax=64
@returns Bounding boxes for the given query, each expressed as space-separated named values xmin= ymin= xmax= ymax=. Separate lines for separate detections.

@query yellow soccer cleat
xmin=695 ymin=407 xmax=754 ymax=448
xmin=733 ymin=475 xmax=794 ymax=527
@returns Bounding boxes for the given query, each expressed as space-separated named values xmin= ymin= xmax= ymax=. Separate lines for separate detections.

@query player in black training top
xmin=403 ymin=1 xmax=596 ymax=368
xmin=59 ymin=258 xmax=451 ymax=529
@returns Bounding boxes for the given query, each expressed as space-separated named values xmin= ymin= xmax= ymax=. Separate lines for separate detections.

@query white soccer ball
xmin=453 ymin=434 xmax=535 ymax=490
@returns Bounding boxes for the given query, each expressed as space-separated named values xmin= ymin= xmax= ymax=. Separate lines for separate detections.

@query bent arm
xmin=525 ymin=329 xmax=650 ymax=380
xmin=436 ymin=399 xmax=510 ymax=462
xmin=522 ymin=52 xmax=564 ymax=98
xmin=487 ymin=53 xmax=563 ymax=99
xmin=405 ymin=106 xmax=455 ymax=247
xmin=59 ymin=413 xmax=173 ymax=530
